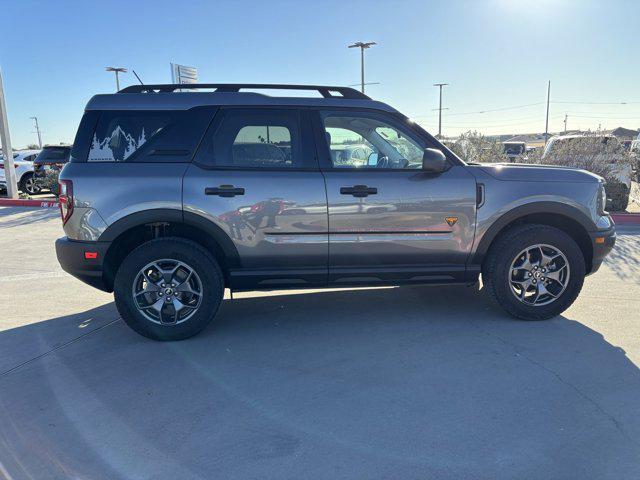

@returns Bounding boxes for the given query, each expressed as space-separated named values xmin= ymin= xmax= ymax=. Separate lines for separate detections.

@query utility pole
xmin=563 ymin=114 xmax=568 ymax=133
xmin=30 ymin=116 xmax=42 ymax=148
xmin=105 ymin=66 xmax=127 ymax=91
xmin=544 ymin=80 xmax=551 ymax=144
xmin=0 ymin=68 xmax=18 ymax=199
xmin=433 ymin=83 xmax=449 ymax=138
xmin=348 ymin=42 xmax=376 ymax=94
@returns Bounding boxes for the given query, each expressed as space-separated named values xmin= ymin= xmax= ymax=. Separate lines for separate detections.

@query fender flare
xmin=98 ymin=208 xmax=240 ymax=267
xmin=471 ymin=201 xmax=596 ymax=265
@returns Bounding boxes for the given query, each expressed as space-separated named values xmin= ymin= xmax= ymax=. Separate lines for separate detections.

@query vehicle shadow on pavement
xmin=605 ymin=230 xmax=640 ymax=283
xmin=1 ymin=286 xmax=639 ymax=479
xmin=0 ymin=206 xmax=59 ymax=228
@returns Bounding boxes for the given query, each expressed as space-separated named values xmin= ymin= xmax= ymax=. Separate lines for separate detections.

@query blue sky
xmin=1 ymin=0 xmax=639 ymax=148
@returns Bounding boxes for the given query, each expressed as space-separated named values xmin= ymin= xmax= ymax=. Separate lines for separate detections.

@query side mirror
xmin=367 ymin=152 xmax=379 ymax=166
xmin=422 ymin=148 xmax=448 ymax=173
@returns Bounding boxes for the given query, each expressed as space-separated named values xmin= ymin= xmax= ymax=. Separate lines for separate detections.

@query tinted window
xmin=321 ymin=112 xmax=425 ymax=169
xmin=89 ymin=113 xmax=169 ymax=162
xmin=210 ymin=109 xmax=301 ymax=168
xmin=34 ymin=147 xmax=71 ymax=163
xmin=85 ymin=109 xmax=214 ymax=163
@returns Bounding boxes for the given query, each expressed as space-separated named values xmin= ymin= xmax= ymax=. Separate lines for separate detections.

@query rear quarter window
xmin=82 ymin=108 xmax=215 ymax=163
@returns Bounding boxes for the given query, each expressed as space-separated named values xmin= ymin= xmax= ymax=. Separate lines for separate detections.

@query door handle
xmin=340 ymin=185 xmax=378 ymax=198
xmin=205 ymin=185 xmax=245 ymax=197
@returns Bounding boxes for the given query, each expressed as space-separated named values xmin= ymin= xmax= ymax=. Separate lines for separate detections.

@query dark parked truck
xmin=33 ymin=145 xmax=71 ymax=193
xmin=55 ymin=84 xmax=616 ymax=340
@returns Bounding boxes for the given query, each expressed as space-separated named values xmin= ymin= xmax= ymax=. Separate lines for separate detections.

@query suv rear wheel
xmin=483 ymin=224 xmax=586 ymax=320
xmin=114 ymin=238 xmax=224 ymax=341
xmin=19 ymin=172 xmax=41 ymax=195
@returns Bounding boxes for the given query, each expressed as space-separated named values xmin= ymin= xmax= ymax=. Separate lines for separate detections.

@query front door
xmin=312 ymin=109 xmax=477 ymax=284
xmin=183 ymin=107 xmax=328 ymax=289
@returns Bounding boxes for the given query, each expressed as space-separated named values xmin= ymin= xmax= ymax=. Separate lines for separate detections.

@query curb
xmin=0 ymin=198 xmax=59 ymax=208
xmin=611 ymin=213 xmax=640 ymax=226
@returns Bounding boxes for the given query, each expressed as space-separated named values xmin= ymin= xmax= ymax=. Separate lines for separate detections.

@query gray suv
xmin=56 ymin=84 xmax=616 ymax=340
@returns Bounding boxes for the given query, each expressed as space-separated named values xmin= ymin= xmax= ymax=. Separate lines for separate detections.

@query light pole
xmin=0 ymin=68 xmax=18 ymax=199
xmin=105 ymin=66 xmax=127 ymax=91
xmin=30 ymin=116 xmax=42 ymax=148
xmin=433 ymin=83 xmax=449 ymax=138
xmin=348 ymin=42 xmax=376 ymax=94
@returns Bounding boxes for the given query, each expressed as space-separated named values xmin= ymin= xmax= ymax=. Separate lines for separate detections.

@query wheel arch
xmin=473 ymin=202 xmax=595 ymax=274
xmin=99 ymin=209 xmax=240 ymax=290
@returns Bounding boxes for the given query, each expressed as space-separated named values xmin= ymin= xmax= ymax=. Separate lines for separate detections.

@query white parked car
xmin=0 ymin=149 xmax=42 ymax=195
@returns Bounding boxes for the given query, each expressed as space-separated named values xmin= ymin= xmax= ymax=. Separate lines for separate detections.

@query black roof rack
xmin=118 ymin=83 xmax=371 ymax=100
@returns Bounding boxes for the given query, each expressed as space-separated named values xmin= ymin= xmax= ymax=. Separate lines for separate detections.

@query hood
xmin=478 ymin=163 xmax=602 ymax=183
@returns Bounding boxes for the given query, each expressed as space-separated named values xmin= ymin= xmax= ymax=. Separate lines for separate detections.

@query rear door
xmin=183 ymin=107 xmax=328 ymax=289
xmin=312 ymin=109 xmax=477 ymax=284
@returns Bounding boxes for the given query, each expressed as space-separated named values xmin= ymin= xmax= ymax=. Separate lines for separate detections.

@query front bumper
xmin=56 ymin=237 xmax=112 ymax=292
xmin=588 ymin=226 xmax=616 ymax=275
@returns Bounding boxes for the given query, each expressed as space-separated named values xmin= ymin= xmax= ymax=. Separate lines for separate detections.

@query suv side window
xmin=87 ymin=108 xmax=213 ymax=163
xmin=208 ymin=109 xmax=303 ymax=169
xmin=320 ymin=111 xmax=425 ymax=170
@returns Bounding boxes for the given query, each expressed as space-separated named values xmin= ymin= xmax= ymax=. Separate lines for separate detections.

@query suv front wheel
xmin=114 ymin=238 xmax=224 ymax=341
xmin=483 ymin=224 xmax=586 ymax=320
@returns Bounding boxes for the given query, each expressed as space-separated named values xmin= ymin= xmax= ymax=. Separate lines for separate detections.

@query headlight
xmin=598 ymin=185 xmax=607 ymax=215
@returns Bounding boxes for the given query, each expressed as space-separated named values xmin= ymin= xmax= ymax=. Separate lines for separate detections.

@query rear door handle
xmin=340 ymin=185 xmax=378 ymax=198
xmin=205 ymin=185 xmax=245 ymax=197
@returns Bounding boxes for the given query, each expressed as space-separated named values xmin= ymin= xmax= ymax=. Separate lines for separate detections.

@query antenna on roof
xmin=132 ymin=70 xmax=144 ymax=85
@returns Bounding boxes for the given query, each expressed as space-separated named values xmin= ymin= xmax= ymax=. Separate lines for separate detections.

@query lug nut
xmin=158 ymin=292 xmax=163 ymax=296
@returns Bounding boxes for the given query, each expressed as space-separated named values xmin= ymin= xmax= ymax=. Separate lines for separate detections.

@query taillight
xmin=58 ymin=179 xmax=74 ymax=225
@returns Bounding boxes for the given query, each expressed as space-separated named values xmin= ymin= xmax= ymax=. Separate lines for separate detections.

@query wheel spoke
xmin=545 ymin=265 xmax=566 ymax=283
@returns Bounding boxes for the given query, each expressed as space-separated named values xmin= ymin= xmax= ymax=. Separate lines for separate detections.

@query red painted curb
xmin=0 ymin=198 xmax=59 ymax=207
xmin=611 ymin=213 xmax=640 ymax=225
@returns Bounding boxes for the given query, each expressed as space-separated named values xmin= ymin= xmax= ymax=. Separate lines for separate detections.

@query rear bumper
xmin=55 ymin=237 xmax=112 ymax=292
xmin=588 ymin=226 xmax=616 ymax=275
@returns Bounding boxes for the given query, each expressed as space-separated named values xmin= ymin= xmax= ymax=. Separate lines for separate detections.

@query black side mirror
xmin=422 ymin=148 xmax=448 ymax=173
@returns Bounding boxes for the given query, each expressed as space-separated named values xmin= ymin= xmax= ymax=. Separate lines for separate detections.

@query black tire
xmin=114 ymin=237 xmax=224 ymax=341
xmin=19 ymin=172 xmax=41 ymax=195
xmin=482 ymin=224 xmax=586 ymax=320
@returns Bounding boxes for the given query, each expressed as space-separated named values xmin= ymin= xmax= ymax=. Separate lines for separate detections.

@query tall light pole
xmin=0 ymin=68 xmax=18 ymax=199
xmin=433 ymin=83 xmax=449 ymax=138
xmin=30 ymin=116 xmax=42 ymax=148
xmin=348 ymin=42 xmax=376 ymax=94
xmin=544 ymin=80 xmax=551 ymax=144
xmin=105 ymin=66 xmax=127 ymax=91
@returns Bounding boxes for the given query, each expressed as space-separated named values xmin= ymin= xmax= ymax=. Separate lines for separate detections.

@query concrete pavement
xmin=1 ymin=207 xmax=639 ymax=479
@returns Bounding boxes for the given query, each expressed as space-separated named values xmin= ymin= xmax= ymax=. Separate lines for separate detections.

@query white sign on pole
xmin=0 ymin=68 xmax=18 ymax=199
xmin=170 ymin=63 xmax=198 ymax=85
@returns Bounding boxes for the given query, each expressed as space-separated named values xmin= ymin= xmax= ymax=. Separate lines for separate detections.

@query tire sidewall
xmin=114 ymin=238 xmax=223 ymax=341
xmin=488 ymin=227 xmax=586 ymax=320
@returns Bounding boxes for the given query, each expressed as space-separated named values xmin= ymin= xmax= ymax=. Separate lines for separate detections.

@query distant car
xmin=543 ymin=134 xmax=632 ymax=211
xmin=33 ymin=145 xmax=72 ymax=191
xmin=0 ymin=149 xmax=42 ymax=194
xmin=503 ymin=141 xmax=526 ymax=162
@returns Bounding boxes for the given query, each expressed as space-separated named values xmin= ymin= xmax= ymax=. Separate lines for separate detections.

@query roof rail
xmin=118 ymin=83 xmax=371 ymax=100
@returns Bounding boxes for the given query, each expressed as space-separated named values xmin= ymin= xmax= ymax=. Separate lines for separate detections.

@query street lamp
xmin=105 ymin=66 xmax=127 ymax=91
xmin=348 ymin=42 xmax=376 ymax=94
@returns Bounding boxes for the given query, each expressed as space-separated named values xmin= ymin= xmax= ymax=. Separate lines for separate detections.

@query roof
xmin=86 ymin=83 xmax=399 ymax=113
xmin=609 ymin=127 xmax=639 ymax=139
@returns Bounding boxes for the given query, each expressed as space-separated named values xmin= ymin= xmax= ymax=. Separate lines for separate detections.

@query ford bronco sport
xmin=55 ymin=84 xmax=616 ymax=341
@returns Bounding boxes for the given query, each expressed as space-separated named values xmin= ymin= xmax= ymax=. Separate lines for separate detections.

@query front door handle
xmin=340 ymin=185 xmax=378 ymax=198
xmin=205 ymin=185 xmax=245 ymax=197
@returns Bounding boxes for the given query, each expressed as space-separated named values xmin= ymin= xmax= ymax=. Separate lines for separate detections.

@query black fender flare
xmin=471 ymin=201 xmax=596 ymax=265
xmin=98 ymin=208 xmax=240 ymax=267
